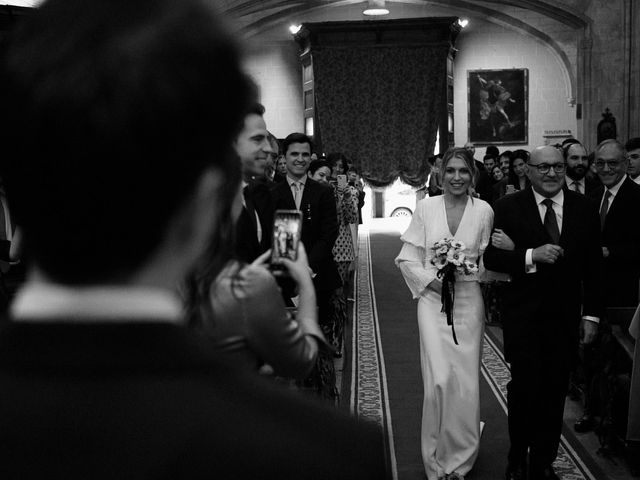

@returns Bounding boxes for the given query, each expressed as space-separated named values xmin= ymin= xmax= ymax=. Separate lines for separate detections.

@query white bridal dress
xmin=395 ymin=195 xmax=493 ymax=480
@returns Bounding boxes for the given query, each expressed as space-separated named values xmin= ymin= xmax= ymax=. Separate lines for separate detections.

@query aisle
xmin=349 ymin=219 xmax=605 ymax=480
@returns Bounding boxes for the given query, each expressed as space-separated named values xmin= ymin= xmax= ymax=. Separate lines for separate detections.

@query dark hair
xmin=326 ymin=152 xmax=349 ymax=170
xmin=625 ymin=137 xmax=640 ymax=152
xmin=486 ymin=146 xmax=500 ymax=157
xmin=561 ymin=140 xmax=585 ymax=160
xmin=282 ymin=133 xmax=312 ymax=156
xmin=1 ymin=0 xmax=252 ymax=284
xmin=248 ymin=102 xmax=265 ymax=116
xmin=508 ymin=150 xmax=530 ymax=187
xmin=483 ymin=154 xmax=497 ymax=162
xmin=499 ymin=150 xmax=513 ymax=161
xmin=308 ymin=159 xmax=330 ymax=176
xmin=441 ymin=147 xmax=478 ymax=189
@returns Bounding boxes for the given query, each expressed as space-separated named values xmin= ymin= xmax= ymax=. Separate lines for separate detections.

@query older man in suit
xmin=0 ymin=1 xmax=386 ymax=477
xmin=484 ymin=146 xmax=603 ymax=480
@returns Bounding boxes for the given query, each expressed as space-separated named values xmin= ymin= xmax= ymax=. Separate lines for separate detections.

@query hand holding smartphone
xmin=270 ymin=209 xmax=302 ymax=275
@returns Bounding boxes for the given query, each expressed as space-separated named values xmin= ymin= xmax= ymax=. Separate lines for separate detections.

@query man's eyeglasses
xmin=594 ymin=160 xmax=621 ymax=170
xmin=527 ymin=162 xmax=566 ymax=174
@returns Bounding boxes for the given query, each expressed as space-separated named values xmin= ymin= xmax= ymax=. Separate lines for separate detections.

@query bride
xmin=395 ymin=147 xmax=494 ymax=480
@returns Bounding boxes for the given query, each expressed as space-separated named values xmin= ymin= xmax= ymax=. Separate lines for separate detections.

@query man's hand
xmin=531 ymin=244 xmax=564 ymax=264
xmin=580 ymin=319 xmax=598 ymax=345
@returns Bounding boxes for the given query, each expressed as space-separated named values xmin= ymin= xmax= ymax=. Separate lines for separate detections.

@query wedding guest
xmin=563 ymin=141 xmax=600 ymax=195
xmin=575 ymin=139 xmax=640 ymax=434
xmin=626 ymin=137 xmax=640 ymax=185
xmin=0 ymin=0 xmax=386 ymax=477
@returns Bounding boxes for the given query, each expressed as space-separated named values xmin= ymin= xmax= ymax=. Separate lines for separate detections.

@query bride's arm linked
xmin=395 ymin=204 xmax=441 ymax=297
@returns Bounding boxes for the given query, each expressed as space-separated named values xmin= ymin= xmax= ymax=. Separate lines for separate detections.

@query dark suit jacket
xmin=589 ymin=177 xmax=640 ymax=307
xmin=271 ymin=178 xmax=341 ymax=292
xmin=483 ymin=188 xmax=603 ymax=363
xmin=0 ymin=320 xmax=387 ymax=479
xmin=474 ymin=159 xmax=494 ymax=203
xmin=235 ymin=181 xmax=274 ymax=263
xmin=563 ymin=175 xmax=601 ymax=196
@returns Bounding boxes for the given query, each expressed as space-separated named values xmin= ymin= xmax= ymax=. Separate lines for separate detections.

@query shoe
xmin=505 ymin=465 xmax=526 ymax=480
xmin=573 ymin=414 xmax=595 ymax=433
xmin=529 ymin=465 xmax=560 ymax=480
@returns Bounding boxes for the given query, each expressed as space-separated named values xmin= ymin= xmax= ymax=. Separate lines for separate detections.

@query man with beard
xmin=562 ymin=141 xmax=600 ymax=195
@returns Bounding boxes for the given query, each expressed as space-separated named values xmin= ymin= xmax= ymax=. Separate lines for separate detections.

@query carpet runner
xmin=350 ymin=222 xmax=604 ymax=480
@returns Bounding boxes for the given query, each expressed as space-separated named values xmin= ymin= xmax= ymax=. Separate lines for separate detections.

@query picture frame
xmin=467 ymin=68 xmax=528 ymax=145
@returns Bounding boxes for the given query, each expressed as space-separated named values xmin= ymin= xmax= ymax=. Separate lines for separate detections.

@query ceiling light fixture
xmin=458 ymin=18 xmax=469 ymax=28
xmin=363 ymin=0 xmax=389 ymax=16
xmin=289 ymin=24 xmax=302 ymax=35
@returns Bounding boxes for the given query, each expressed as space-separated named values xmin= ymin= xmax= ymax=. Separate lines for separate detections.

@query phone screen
xmin=271 ymin=210 xmax=302 ymax=268
xmin=337 ymin=174 xmax=347 ymax=189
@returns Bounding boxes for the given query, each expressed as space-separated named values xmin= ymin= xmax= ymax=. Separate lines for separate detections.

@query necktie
xmin=599 ymin=190 xmax=611 ymax=230
xmin=542 ymin=198 xmax=560 ymax=244
xmin=292 ymin=182 xmax=302 ymax=210
xmin=571 ymin=181 xmax=580 ymax=193
xmin=242 ymin=186 xmax=260 ymax=241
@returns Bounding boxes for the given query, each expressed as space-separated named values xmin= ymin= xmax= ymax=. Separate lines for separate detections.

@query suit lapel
xmin=276 ymin=180 xmax=296 ymax=210
xmin=559 ymin=192 xmax=578 ymax=246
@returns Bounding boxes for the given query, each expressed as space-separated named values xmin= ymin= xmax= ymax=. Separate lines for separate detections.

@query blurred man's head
xmin=234 ymin=103 xmax=272 ymax=181
xmin=594 ymin=140 xmax=628 ymax=188
xmin=1 ymin=0 xmax=253 ymax=286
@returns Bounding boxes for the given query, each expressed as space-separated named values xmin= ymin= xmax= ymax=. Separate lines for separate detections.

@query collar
xmin=605 ymin=174 xmax=627 ymax=197
xmin=566 ymin=176 xmax=585 ymax=187
xmin=10 ymin=282 xmax=184 ymax=324
xmin=286 ymin=174 xmax=307 ymax=187
xmin=532 ymin=188 xmax=564 ymax=207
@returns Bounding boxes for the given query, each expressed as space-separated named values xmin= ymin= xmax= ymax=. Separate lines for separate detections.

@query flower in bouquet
xmin=429 ymin=237 xmax=477 ymax=345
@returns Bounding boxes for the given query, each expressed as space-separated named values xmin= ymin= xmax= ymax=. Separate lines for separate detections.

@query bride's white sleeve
xmin=394 ymin=205 xmax=436 ymax=299
xmin=478 ymin=202 xmax=495 ymax=256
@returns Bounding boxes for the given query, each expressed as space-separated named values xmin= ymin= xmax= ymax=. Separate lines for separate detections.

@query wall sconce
xmin=363 ymin=0 xmax=389 ymax=16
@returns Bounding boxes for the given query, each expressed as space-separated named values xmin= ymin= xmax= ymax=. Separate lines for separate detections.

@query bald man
xmin=484 ymin=146 xmax=603 ymax=480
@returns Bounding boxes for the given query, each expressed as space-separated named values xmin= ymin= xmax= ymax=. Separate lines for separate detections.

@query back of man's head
xmin=1 ymin=0 xmax=253 ymax=284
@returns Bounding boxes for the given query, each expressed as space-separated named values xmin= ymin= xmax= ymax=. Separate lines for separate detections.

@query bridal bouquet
xmin=430 ymin=238 xmax=478 ymax=345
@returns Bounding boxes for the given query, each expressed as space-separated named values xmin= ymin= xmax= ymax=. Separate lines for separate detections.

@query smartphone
xmin=337 ymin=174 xmax=347 ymax=189
xmin=270 ymin=209 xmax=302 ymax=273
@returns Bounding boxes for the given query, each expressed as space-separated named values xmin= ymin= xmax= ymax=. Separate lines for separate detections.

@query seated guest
xmin=491 ymin=165 xmax=508 ymax=203
xmin=563 ymin=140 xmax=600 ymax=194
xmin=275 ymin=155 xmax=288 ymax=183
xmin=626 ymin=137 xmax=640 ymax=185
xmin=0 ymin=0 xmax=386 ymax=477
xmin=427 ymin=154 xmax=443 ymax=196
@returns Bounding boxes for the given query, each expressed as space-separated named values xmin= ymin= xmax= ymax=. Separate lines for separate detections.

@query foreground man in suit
xmin=0 ymin=0 xmax=386 ymax=478
xmin=484 ymin=146 xmax=603 ymax=480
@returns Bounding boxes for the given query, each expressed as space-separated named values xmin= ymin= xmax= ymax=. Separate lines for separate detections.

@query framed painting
xmin=467 ymin=68 xmax=528 ymax=145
